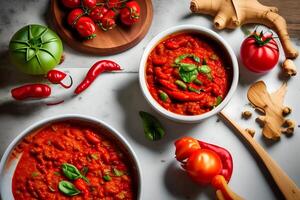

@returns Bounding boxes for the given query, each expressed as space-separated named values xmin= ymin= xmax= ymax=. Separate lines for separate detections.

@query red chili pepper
xmin=74 ymin=178 xmax=89 ymax=198
xmin=47 ymin=70 xmax=73 ymax=89
xmin=74 ymin=60 xmax=121 ymax=94
xmin=158 ymin=79 xmax=177 ymax=90
xmin=198 ymin=140 xmax=233 ymax=182
xmin=11 ymin=84 xmax=51 ymax=100
xmin=165 ymin=90 xmax=205 ymax=101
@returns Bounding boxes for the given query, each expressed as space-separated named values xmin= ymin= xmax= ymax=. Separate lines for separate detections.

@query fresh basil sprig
xmin=139 ymin=111 xmax=165 ymax=141
xmin=198 ymin=65 xmax=211 ymax=74
xmin=61 ymin=163 xmax=89 ymax=183
xmin=179 ymin=67 xmax=198 ymax=83
xmin=214 ymin=96 xmax=223 ymax=107
xmin=174 ymin=54 xmax=200 ymax=64
xmin=58 ymin=180 xmax=80 ymax=196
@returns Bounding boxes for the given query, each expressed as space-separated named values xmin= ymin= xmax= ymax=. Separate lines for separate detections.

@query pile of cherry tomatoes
xmin=61 ymin=0 xmax=141 ymax=39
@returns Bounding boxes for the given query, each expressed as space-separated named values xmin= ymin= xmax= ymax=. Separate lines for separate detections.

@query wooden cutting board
xmin=51 ymin=0 xmax=153 ymax=55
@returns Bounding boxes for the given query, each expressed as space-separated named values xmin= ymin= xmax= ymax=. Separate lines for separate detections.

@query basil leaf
xmin=188 ymin=86 xmax=201 ymax=94
xmin=58 ymin=181 xmax=80 ymax=196
xmin=103 ymin=175 xmax=111 ymax=181
xmin=178 ymin=63 xmax=197 ymax=71
xmin=198 ymin=65 xmax=211 ymax=74
xmin=179 ymin=68 xmax=198 ymax=83
xmin=174 ymin=54 xmax=200 ymax=64
xmin=175 ymin=80 xmax=187 ymax=90
xmin=113 ymin=168 xmax=124 ymax=176
xmin=139 ymin=111 xmax=165 ymax=141
xmin=215 ymin=96 xmax=223 ymax=107
xmin=193 ymin=79 xmax=203 ymax=85
xmin=61 ymin=163 xmax=82 ymax=180
xmin=159 ymin=91 xmax=168 ymax=102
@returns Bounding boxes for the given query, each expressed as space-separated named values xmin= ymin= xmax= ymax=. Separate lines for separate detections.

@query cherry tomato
xmin=75 ymin=16 xmax=97 ymax=40
xmin=175 ymin=137 xmax=200 ymax=162
xmin=89 ymin=6 xmax=108 ymax=23
xmin=240 ymin=32 xmax=279 ymax=73
xmin=120 ymin=1 xmax=140 ymax=26
xmin=186 ymin=149 xmax=222 ymax=185
xmin=99 ymin=10 xmax=116 ymax=31
xmin=67 ymin=8 xmax=84 ymax=27
xmin=107 ymin=0 xmax=123 ymax=9
xmin=82 ymin=0 xmax=97 ymax=9
xmin=61 ymin=0 xmax=80 ymax=8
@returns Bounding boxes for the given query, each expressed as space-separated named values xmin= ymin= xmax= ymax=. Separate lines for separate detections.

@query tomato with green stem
xmin=240 ymin=31 xmax=279 ymax=73
xmin=82 ymin=0 xmax=97 ymax=9
xmin=67 ymin=8 xmax=85 ymax=27
xmin=75 ymin=16 xmax=97 ymax=40
xmin=61 ymin=0 xmax=81 ymax=8
xmin=89 ymin=6 xmax=108 ymax=23
xmin=99 ymin=10 xmax=117 ymax=31
xmin=107 ymin=0 xmax=123 ymax=9
xmin=120 ymin=1 xmax=140 ymax=25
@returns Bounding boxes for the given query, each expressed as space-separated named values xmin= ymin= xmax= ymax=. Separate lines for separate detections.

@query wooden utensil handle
xmin=218 ymin=111 xmax=300 ymax=200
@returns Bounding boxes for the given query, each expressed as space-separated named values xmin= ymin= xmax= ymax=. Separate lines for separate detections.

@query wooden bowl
xmin=51 ymin=0 xmax=153 ymax=55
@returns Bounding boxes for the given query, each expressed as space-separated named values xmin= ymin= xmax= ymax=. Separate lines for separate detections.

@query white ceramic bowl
xmin=139 ymin=25 xmax=239 ymax=123
xmin=0 ymin=114 xmax=142 ymax=199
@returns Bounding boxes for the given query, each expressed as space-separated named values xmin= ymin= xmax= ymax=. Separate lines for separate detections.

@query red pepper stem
xmin=60 ymin=75 xmax=73 ymax=89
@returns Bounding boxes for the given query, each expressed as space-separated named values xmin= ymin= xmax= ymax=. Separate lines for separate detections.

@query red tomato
xmin=240 ymin=32 xmax=279 ymax=73
xmin=186 ymin=149 xmax=222 ymax=185
xmin=67 ymin=8 xmax=84 ymax=27
xmin=75 ymin=17 xmax=97 ymax=40
xmin=107 ymin=0 xmax=123 ymax=9
xmin=89 ymin=6 xmax=108 ymax=23
xmin=82 ymin=0 xmax=97 ymax=9
xmin=99 ymin=10 xmax=116 ymax=31
xmin=61 ymin=0 xmax=81 ymax=8
xmin=175 ymin=137 xmax=200 ymax=162
xmin=120 ymin=1 xmax=140 ymax=26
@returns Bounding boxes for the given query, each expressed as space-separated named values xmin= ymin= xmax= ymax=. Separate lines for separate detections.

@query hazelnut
xmin=282 ymin=107 xmax=292 ymax=116
xmin=242 ymin=111 xmax=252 ymax=119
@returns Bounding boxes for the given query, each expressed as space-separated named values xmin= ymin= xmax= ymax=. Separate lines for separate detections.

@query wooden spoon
xmin=218 ymin=111 xmax=300 ymax=200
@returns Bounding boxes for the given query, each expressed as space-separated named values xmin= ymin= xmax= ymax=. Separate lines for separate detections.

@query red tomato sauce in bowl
xmin=12 ymin=122 xmax=137 ymax=200
xmin=145 ymin=33 xmax=232 ymax=115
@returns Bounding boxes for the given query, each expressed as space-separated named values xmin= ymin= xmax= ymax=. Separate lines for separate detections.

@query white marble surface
xmin=0 ymin=0 xmax=300 ymax=199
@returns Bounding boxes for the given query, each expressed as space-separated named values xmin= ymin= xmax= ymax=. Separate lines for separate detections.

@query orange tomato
xmin=175 ymin=137 xmax=201 ymax=162
xmin=186 ymin=149 xmax=222 ymax=184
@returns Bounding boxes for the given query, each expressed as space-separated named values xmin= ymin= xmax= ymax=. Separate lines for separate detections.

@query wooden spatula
xmin=218 ymin=111 xmax=300 ymax=200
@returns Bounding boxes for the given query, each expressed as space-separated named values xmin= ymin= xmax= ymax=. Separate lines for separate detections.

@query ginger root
xmin=190 ymin=0 xmax=299 ymax=59
xmin=247 ymin=81 xmax=295 ymax=140
xmin=282 ymin=59 xmax=297 ymax=77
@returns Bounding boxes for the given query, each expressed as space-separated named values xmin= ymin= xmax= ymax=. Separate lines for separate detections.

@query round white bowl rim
xmin=139 ymin=25 xmax=239 ymax=123
xmin=0 ymin=114 xmax=142 ymax=199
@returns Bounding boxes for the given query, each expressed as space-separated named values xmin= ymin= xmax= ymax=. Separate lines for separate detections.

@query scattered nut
xmin=283 ymin=119 xmax=295 ymax=127
xmin=282 ymin=127 xmax=294 ymax=135
xmin=256 ymin=116 xmax=266 ymax=127
xmin=245 ymin=128 xmax=255 ymax=137
xmin=242 ymin=111 xmax=252 ymax=119
xmin=282 ymin=107 xmax=292 ymax=116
